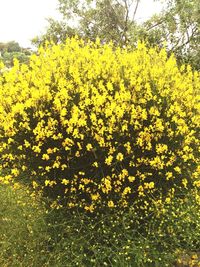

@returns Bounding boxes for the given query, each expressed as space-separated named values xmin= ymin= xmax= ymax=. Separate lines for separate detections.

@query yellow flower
xmin=61 ymin=179 xmax=69 ymax=185
xmin=53 ymin=162 xmax=60 ymax=168
xmin=105 ymin=155 xmax=113 ymax=165
xmin=32 ymin=181 xmax=39 ymax=189
xmin=116 ymin=153 xmax=124 ymax=161
xmin=86 ymin=143 xmax=93 ymax=151
xmin=84 ymin=205 xmax=94 ymax=213
xmin=174 ymin=166 xmax=181 ymax=174
xmin=11 ymin=168 xmax=19 ymax=177
xmin=92 ymin=161 xmax=99 ymax=167
xmin=108 ymin=200 xmax=115 ymax=208
xmin=182 ymin=178 xmax=188 ymax=188
xmin=47 ymin=148 xmax=53 ymax=154
xmin=91 ymin=194 xmax=99 ymax=201
xmin=45 ymin=180 xmax=56 ymax=187
xmin=123 ymin=187 xmax=131 ymax=195
xmin=166 ymin=172 xmax=173 ymax=180
xmin=165 ymin=197 xmax=171 ymax=204
xmin=128 ymin=176 xmax=135 ymax=182
xmin=42 ymin=154 xmax=50 ymax=160
xmin=32 ymin=146 xmax=41 ymax=153
xmin=144 ymin=182 xmax=154 ymax=190
xmin=156 ymin=144 xmax=168 ymax=154
xmin=13 ymin=182 xmax=20 ymax=190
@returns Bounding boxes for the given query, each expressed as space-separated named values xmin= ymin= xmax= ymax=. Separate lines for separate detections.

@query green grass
xmin=0 ymin=183 xmax=199 ymax=267
xmin=0 ymin=184 xmax=50 ymax=267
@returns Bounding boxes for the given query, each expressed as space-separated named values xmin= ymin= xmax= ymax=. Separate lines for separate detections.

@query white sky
xmin=0 ymin=0 xmax=163 ymax=48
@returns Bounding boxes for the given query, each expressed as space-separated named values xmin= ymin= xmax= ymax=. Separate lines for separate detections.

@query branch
xmin=171 ymin=26 xmax=197 ymax=52
xmin=106 ymin=0 xmax=124 ymax=29
xmin=133 ymin=0 xmax=140 ymax=21
xmin=146 ymin=18 xmax=167 ymax=31
xmin=121 ymin=0 xmax=130 ymax=44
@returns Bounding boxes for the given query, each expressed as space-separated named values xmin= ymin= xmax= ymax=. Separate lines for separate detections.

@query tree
xmin=33 ymin=0 xmax=199 ymax=69
xmin=141 ymin=0 xmax=200 ymax=69
xmin=6 ymin=41 xmax=21 ymax=53
xmin=32 ymin=0 xmax=141 ymax=46
xmin=0 ymin=41 xmax=32 ymax=68
xmin=32 ymin=18 xmax=78 ymax=46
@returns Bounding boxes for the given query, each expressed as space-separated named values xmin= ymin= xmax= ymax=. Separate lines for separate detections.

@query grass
xmin=0 ymin=183 xmax=50 ymax=267
xmin=0 ymin=182 xmax=199 ymax=266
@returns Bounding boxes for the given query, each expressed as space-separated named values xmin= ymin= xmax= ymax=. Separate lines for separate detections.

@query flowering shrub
xmin=0 ymin=38 xmax=199 ymax=212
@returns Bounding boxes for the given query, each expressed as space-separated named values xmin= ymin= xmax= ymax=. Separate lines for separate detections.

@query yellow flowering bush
xmin=0 ymin=38 xmax=199 ymax=212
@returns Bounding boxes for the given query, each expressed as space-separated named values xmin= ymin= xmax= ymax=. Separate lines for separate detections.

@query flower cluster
xmin=0 ymin=38 xmax=199 ymax=212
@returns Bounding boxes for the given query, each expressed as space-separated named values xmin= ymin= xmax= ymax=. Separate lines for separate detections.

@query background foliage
xmin=0 ymin=41 xmax=31 ymax=68
xmin=32 ymin=0 xmax=200 ymax=70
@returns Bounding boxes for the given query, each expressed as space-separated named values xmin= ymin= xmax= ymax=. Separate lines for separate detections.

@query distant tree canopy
xmin=142 ymin=0 xmax=200 ymax=69
xmin=32 ymin=0 xmax=199 ymax=69
xmin=32 ymin=0 xmax=142 ymax=46
xmin=0 ymin=41 xmax=32 ymax=68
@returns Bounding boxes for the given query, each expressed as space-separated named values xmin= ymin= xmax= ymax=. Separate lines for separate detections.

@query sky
xmin=0 ymin=0 xmax=163 ymax=48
